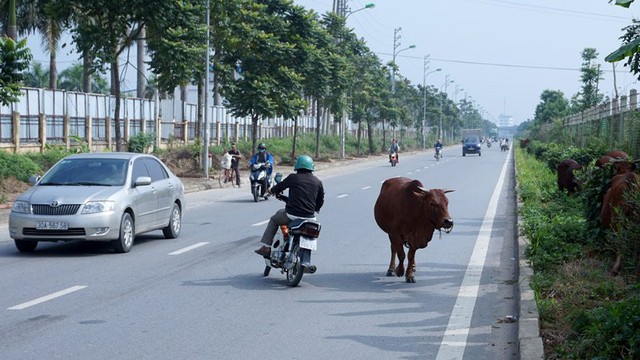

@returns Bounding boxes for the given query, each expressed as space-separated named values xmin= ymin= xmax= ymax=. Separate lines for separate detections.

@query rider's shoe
xmin=254 ymin=245 xmax=271 ymax=257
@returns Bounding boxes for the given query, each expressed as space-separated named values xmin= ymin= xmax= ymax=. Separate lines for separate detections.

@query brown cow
xmin=557 ymin=159 xmax=582 ymax=194
xmin=374 ymin=177 xmax=454 ymax=283
xmin=595 ymin=150 xmax=629 ymax=168
xmin=600 ymin=171 xmax=640 ymax=275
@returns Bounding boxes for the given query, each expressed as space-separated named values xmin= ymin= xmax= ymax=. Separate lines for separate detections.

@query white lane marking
xmin=252 ymin=220 xmax=269 ymax=227
xmin=168 ymin=242 xmax=209 ymax=255
xmin=337 ymin=194 xmax=348 ymax=198
xmin=8 ymin=285 xmax=87 ymax=310
xmin=361 ymin=186 xmax=371 ymax=190
xmin=436 ymin=149 xmax=511 ymax=359
xmin=406 ymin=172 xmax=414 ymax=175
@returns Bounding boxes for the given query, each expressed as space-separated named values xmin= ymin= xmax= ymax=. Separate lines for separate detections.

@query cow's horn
xmin=416 ymin=186 xmax=429 ymax=193
xmin=443 ymin=189 xmax=455 ymax=194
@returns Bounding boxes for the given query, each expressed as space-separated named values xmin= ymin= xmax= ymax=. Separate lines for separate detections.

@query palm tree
xmin=24 ymin=61 xmax=49 ymax=87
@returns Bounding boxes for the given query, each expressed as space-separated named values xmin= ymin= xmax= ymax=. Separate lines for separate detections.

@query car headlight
xmin=12 ymin=200 xmax=31 ymax=214
xmin=82 ymin=201 xmax=115 ymax=214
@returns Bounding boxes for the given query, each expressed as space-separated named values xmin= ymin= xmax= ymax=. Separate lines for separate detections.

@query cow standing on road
xmin=374 ymin=177 xmax=454 ymax=283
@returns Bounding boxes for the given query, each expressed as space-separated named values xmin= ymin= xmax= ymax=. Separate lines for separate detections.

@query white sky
xmin=25 ymin=0 xmax=640 ymax=125
xmin=296 ymin=0 xmax=640 ymax=124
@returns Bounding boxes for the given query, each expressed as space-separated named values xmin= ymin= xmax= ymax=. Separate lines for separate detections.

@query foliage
xmin=516 ymin=145 xmax=640 ymax=358
xmin=0 ymin=36 xmax=32 ymax=105
xmin=569 ymin=296 xmax=640 ymax=359
xmin=0 ymin=150 xmax=41 ymax=181
xmin=57 ymin=63 xmax=109 ymax=94
xmin=573 ymin=48 xmax=604 ymax=113
xmin=128 ymin=132 xmax=156 ymax=153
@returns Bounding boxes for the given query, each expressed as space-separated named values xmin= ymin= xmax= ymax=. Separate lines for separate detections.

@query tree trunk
xmin=196 ymin=80 xmax=203 ymax=139
xmin=357 ymin=120 xmax=362 ymax=156
xmin=315 ymin=99 xmax=322 ymax=159
xmin=111 ymin=60 xmax=123 ymax=151
xmin=292 ymin=117 xmax=298 ymax=161
xmin=251 ymin=113 xmax=259 ymax=153
xmin=367 ymin=121 xmax=375 ymax=154
xmin=82 ymin=51 xmax=92 ymax=93
xmin=48 ymin=48 xmax=57 ymax=90
xmin=381 ymin=119 xmax=387 ymax=152
xmin=136 ymin=26 xmax=146 ymax=98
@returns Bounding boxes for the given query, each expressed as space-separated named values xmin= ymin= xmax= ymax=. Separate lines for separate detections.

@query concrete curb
xmin=514 ymin=156 xmax=544 ymax=360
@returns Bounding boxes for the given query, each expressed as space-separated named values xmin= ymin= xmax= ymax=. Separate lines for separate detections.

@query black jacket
xmin=270 ymin=171 xmax=324 ymax=218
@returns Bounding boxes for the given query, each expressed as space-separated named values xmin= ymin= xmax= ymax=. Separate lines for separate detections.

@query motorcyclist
xmin=389 ymin=138 xmax=400 ymax=163
xmin=434 ymin=138 xmax=443 ymax=158
xmin=254 ymin=155 xmax=325 ymax=257
xmin=249 ymin=143 xmax=274 ymax=189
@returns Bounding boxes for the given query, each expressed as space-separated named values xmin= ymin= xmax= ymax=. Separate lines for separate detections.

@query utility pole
xmin=202 ymin=0 xmax=211 ymax=178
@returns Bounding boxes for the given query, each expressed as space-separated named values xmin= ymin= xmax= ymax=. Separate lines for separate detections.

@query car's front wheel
xmin=162 ymin=203 xmax=181 ymax=239
xmin=112 ymin=212 xmax=134 ymax=253
xmin=15 ymin=239 xmax=38 ymax=253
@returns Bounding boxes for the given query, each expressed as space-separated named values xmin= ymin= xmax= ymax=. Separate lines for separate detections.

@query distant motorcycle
xmin=389 ymin=152 xmax=398 ymax=167
xmin=262 ymin=190 xmax=322 ymax=287
xmin=434 ymin=146 xmax=442 ymax=161
xmin=249 ymin=162 xmax=270 ymax=202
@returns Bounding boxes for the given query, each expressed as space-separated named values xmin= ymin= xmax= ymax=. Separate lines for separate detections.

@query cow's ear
xmin=443 ymin=189 xmax=455 ymax=194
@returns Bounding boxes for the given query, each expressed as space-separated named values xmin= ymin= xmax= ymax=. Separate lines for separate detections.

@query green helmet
xmin=294 ymin=155 xmax=315 ymax=171
xmin=258 ymin=143 xmax=267 ymax=150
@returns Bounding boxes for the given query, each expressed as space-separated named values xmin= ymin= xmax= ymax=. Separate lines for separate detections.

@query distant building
xmin=498 ymin=114 xmax=514 ymax=127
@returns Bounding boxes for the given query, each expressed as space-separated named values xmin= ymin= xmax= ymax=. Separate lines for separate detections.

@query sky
xmin=294 ymin=0 xmax=640 ymax=125
xmin=24 ymin=0 xmax=640 ymax=126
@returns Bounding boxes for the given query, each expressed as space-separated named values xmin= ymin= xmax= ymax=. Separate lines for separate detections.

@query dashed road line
xmin=168 ymin=242 xmax=209 ymax=255
xmin=252 ymin=220 xmax=269 ymax=227
xmin=8 ymin=285 xmax=87 ymax=310
xmin=361 ymin=186 xmax=371 ymax=190
xmin=337 ymin=194 xmax=348 ymax=198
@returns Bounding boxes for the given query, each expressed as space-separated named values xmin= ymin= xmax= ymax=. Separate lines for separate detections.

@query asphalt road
xmin=0 ymin=144 xmax=523 ymax=360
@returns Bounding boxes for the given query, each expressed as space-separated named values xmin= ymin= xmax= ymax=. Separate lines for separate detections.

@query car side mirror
xmin=134 ymin=176 xmax=152 ymax=187
xmin=29 ymin=175 xmax=40 ymax=185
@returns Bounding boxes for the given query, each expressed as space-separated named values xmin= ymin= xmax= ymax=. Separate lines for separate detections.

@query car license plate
xmin=36 ymin=221 xmax=69 ymax=230
xmin=299 ymin=238 xmax=317 ymax=250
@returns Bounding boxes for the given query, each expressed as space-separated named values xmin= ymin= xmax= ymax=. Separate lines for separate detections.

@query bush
xmin=570 ymin=297 xmax=640 ymax=359
xmin=128 ymin=132 xmax=155 ymax=153
xmin=0 ymin=151 xmax=42 ymax=181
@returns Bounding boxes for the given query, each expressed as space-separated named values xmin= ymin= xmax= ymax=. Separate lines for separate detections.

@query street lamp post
xmin=390 ymin=27 xmax=415 ymax=93
xmin=337 ymin=1 xmax=375 ymax=160
xmin=439 ymin=76 xmax=453 ymax=141
xmin=346 ymin=3 xmax=375 ymax=18
xmin=202 ymin=0 xmax=211 ymax=178
xmin=422 ymin=57 xmax=441 ymax=149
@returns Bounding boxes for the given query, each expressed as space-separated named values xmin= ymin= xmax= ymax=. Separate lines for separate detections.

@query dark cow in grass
xmin=374 ymin=177 xmax=454 ymax=283
xmin=557 ymin=159 xmax=582 ymax=194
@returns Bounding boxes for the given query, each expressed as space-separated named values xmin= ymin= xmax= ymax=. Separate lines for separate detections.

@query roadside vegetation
xmin=515 ymin=141 xmax=640 ymax=359
xmin=0 ymin=132 xmax=422 ymax=203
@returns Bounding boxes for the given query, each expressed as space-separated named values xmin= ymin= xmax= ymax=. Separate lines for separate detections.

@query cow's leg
xmin=394 ymin=239 xmax=405 ymax=277
xmin=406 ymin=247 xmax=418 ymax=283
xmin=612 ymin=253 xmax=622 ymax=276
xmin=387 ymin=237 xmax=397 ymax=276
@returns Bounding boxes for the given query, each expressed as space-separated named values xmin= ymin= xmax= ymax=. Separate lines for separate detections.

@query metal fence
xmin=559 ymin=89 xmax=640 ymax=158
xmin=0 ymin=87 xmax=346 ymax=153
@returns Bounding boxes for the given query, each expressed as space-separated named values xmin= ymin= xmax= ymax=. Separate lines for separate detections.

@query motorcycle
xmin=434 ymin=146 xmax=442 ymax=161
xmin=486 ymin=140 xmax=491 ymax=148
xmin=249 ymin=162 xmax=271 ymax=202
xmin=389 ymin=152 xmax=398 ymax=167
xmin=262 ymin=182 xmax=322 ymax=287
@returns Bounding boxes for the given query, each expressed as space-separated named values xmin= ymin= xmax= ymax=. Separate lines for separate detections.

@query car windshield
xmin=464 ymin=136 xmax=479 ymax=143
xmin=39 ymin=158 xmax=128 ymax=186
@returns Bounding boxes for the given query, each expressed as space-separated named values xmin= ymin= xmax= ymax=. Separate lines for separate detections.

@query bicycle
xmin=219 ymin=167 xmax=238 ymax=188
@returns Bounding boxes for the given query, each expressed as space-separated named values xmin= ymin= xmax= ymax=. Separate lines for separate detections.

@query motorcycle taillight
xmin=298 ymin=223 xmax=320 ymax=238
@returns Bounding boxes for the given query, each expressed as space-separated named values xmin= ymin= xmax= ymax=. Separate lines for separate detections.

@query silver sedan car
xmin=9 ymin=152 xmax=185 ymax=253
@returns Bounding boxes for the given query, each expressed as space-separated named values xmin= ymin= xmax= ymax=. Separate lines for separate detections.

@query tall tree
xmin=534 ymin=89 xmax=570 ymax=125
xmin=52 ymin=0 xmax=206 ymax=151
xmin=574 ymin=48 xmax=603 ymax=112
xmin=0 ymin=37 xmax=32 ymax=105
xmin=57 ymin=62 xmax=108 ymax=93
xmin=24 ymin=61 xmax=49 ymax=88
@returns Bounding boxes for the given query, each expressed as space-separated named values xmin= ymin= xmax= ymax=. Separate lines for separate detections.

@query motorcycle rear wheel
xmin=285 ymin=245 xmax=304 ymax=287
xmin=263 ymin=266 xmax=271 ymax=277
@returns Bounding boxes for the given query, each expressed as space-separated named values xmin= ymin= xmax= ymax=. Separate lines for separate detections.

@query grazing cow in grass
xmin=557 ymin=159 xmax=582 ymax=194
xmin=595 ymin=150 xmax=629 ymax=169
xmin=374 ymin=177 xmax=454 ymax=283
xmin=600 ymin=171 xmax=640 ymax=275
